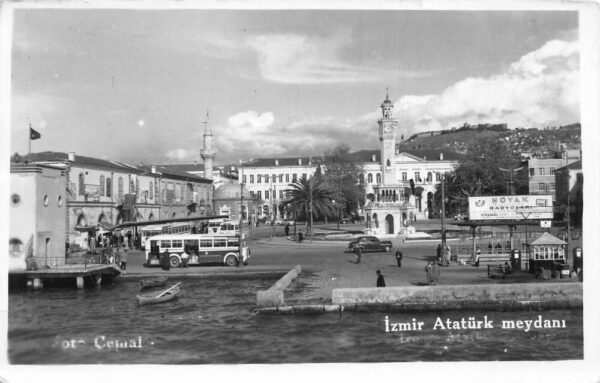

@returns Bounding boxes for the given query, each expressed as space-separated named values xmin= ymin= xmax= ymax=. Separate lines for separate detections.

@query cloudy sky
xmin=10 ymin=9 xmax=578 ymax=165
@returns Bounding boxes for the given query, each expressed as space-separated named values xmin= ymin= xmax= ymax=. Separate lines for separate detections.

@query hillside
xmin=398 ymin=123 xmax=581 ymax=159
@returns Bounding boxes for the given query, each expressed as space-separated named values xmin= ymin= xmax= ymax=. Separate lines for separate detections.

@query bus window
xmin=184 ymin=239 xmax=199 ymax=254
xmin=172 ymin=239 xmax=183 ymax=248
xmin=200 ymin=238 xmax=213 ymax=248
xmin=161 ymin=240 xmax=172 ymax=249
xmin=228 ymin=238 xmax=240 ymax=247
xmin=214 ymin=238 xmax=227 ymax=247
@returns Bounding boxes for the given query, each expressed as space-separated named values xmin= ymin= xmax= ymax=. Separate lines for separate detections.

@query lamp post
xmin=238 ymin=161 xmax=244 ymax=268
xmin=499 ymin=166 xmax=524 ymax=195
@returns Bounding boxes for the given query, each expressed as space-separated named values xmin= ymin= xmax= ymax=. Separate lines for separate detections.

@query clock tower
xmin=378 ymin=90 xmax=398 ymax=185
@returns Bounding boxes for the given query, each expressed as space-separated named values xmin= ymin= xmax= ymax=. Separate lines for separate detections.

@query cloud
xmin=165 ymin=148 xmax=192 ymax=161
xmin=246 ymin=32 xmax=426 ymax=84
xmin=392 ymin=37 xmax=579 ymax=134
xmin=215 ymin=109 xmax=379 ymax=163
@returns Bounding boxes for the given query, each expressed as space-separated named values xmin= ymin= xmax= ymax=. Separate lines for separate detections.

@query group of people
xmin=351 ymin=244 xmax=445 ymax=287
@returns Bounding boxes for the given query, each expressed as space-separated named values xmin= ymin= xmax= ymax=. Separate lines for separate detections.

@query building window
xmin=106 ymin=177 xmax=112 ymax=197
xmin=530 ymin=168 xmax=535 ymax=176
xmin=154 ymin=181 xmax=159 ymax=198
xmin=368 ymin=173 xmax=373 ymax=183
xmin=279 ymin=174 xmax=283 ymax=183
xmin=250 ymin=175 xmax=254 ymax=183
xmin=99 ymin=175 xmax=105 ymax=196
xmin=286 ymin=174 xmax=290 ymax=182
xmin=293 ymin=174 xmax=297 ymax=182
xmin=242 ymin=175 xmax=247 ymax=184
xmin=402 ymin=172 xmax=407 ymax=182
xmin=538 ymin=183 xmax=546 ymax=191
xmin=78 ymin=173 xmax=85 ymax=195
xmin=550 ymin=167 xmax=556 ymax=175
xmin=118 ymin=177 xmax=124 ymax=198
xmin=9 ymin=238 xmax=23 ymax=258
xmin=549 ymin=183 xmax=555 ymax=191
xmin=257 ymin=191 xmax=262 ymax=200
xmin=415 ymin=172 xmax=421 ymax=182
xmin=435 ymin=172 xmax=440 ymax=182
xmin=302 ymin=173 xmax=307 ymax=180
xmin=376 ymin=173 xmax=381 ymax=184
xmin=257 ymin=175 xmax=262 ymax=183
xmin=386 ymin=159 xmax=391 ymax=167
xmin=58 ymin=195 xmax=63 ymax=207
xmin=43 ymin=195 xmax=49 ymax=206
xmin=136 ymin=178 xmax=140 ymax=197
xmin=279 ymin=190 xmax=283 ymax=199
xmin=426 ymin=172 xmax=432 ymax=182
xmin=129 ymin=176 xmax=135 ymax=194
xmin=265 ymin=190 xmax=270 ymax=199
xmin=538 ymin=168 xmax=545 ymax=176
xmin=149 ymin=181 xmax=154 ymax=200
xmin=11 ymin=194 xmax=20 ymax=205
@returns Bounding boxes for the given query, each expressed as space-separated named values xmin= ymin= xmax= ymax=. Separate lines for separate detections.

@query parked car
xmin=346 ymin=236 xmax=393 ymax=252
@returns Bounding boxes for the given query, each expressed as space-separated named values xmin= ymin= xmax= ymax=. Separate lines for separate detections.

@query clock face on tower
xmin=384 ymin=124 xmax=392 ymax=133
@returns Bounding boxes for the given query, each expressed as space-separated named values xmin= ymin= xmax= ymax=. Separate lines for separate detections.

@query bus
xmin=144 ymin=234 xmax=250 ymax=267
xmin=140 ymin=222 xmax=198 ymax=249
xmin=204 ymin=220 xmax=240 ymax=236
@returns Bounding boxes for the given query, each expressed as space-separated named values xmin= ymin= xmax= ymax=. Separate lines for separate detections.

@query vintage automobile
xmin=346 ymin=236 xmax=393 ymax=252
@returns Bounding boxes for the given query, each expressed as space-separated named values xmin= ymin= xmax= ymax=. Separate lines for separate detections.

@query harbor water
xmin=8 ymin=278 xmax=583 ymax=364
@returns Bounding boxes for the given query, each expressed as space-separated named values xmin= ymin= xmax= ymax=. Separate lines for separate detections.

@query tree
xmin=435 ymin=138 xmax=528 ymax=214
xmin=321 ymin=144 xmax=366 ymax=221
xmin=281 ymin=175 xmax=335 ymax=237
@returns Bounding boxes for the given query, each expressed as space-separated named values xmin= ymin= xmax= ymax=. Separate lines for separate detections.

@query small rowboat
xmin=140 ymin=276 xmax=168 ymax=289
xmin=137 ymin=283 xmax=180 ymax=306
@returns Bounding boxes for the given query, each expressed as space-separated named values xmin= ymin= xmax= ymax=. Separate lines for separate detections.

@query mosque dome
xmin=214 ymin=183 xmax=252 ymax=200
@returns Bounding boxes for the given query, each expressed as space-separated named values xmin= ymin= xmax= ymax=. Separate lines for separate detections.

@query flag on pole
xmin=30 ymin=127 xmax=41 ymax=140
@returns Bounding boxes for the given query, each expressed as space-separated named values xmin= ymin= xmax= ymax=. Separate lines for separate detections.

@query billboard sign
xmin=468 ymin=195 xmax=553 ymax=221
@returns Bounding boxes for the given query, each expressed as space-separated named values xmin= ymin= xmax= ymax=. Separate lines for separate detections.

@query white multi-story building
xmin=238 ymin=157 xmax=317 ymax=220
xmin=528 ymin=149 xmax=581 ymax=202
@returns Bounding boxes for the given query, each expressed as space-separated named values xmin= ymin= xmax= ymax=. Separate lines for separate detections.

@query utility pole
xmin=441 ymin=172 xmax=446 ymax=247
xmin=238 ymin=161 xmax=244 ymax=268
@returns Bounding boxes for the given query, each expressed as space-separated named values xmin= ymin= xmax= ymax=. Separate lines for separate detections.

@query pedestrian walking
xmin=474 ymin=247 xmax=481 ymax=267
xmin=284 ymin=223 xmax=290 ymax=237
xmin=425 ymin=262 xmax=433 ymax=285
xmin=395 ymin=250 xmax=403 ymax=267
xmin=123 ymin=235 xmax=129 ymax=250
xmin=298 ymin=230 xmax=304 ymax=243
xmin=161 ymin=249 xmax=171 ymax=271
xmin=436 ymin=243 xmax=442 ymax=263
xmin=355 ymin=246 xmax=362 ymax=264
xmin=181 ymin=252 xmax=189 ymax=268
xmin=431 ymin=263 xmax=440 ymax=285
xmin=376 ymin=270 xmax=386 ymax=287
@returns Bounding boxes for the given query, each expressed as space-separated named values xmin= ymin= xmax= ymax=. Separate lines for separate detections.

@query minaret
xmin=378 ymin=89 xmax=398 ymax=185
xmin=200 ymin=111 xmax=215 ymax=180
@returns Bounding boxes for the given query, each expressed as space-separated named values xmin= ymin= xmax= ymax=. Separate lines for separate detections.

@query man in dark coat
xmin=376 ymin=270 xmax=386 ymax=287
xmin=284 ymin=223 xmax=290 ymax=237
xmin=395 ymin=250 xmax=403 ymax=267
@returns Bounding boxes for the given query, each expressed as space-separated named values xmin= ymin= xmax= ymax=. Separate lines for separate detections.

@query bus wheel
xmin=225 ymin=254 xmax=238 ymax=267
xmin=169 ymin=256 xmax=181 ymax=268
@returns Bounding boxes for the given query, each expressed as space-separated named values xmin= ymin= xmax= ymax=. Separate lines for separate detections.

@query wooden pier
xmin=9 ymin=264 xmax=122 ymax=289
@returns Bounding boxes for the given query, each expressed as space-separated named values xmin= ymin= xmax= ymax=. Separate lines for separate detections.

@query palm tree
xmin=282 ymin=175 xmax=335 ymax=239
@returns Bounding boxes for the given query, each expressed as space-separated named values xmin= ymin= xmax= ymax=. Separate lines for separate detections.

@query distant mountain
xmin=398 ymin=123 xmax=581 ymax=160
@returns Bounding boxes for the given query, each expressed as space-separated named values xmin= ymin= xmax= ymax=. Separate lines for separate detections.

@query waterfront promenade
xmin=114 ymin=220 xmax=581 ymax=307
